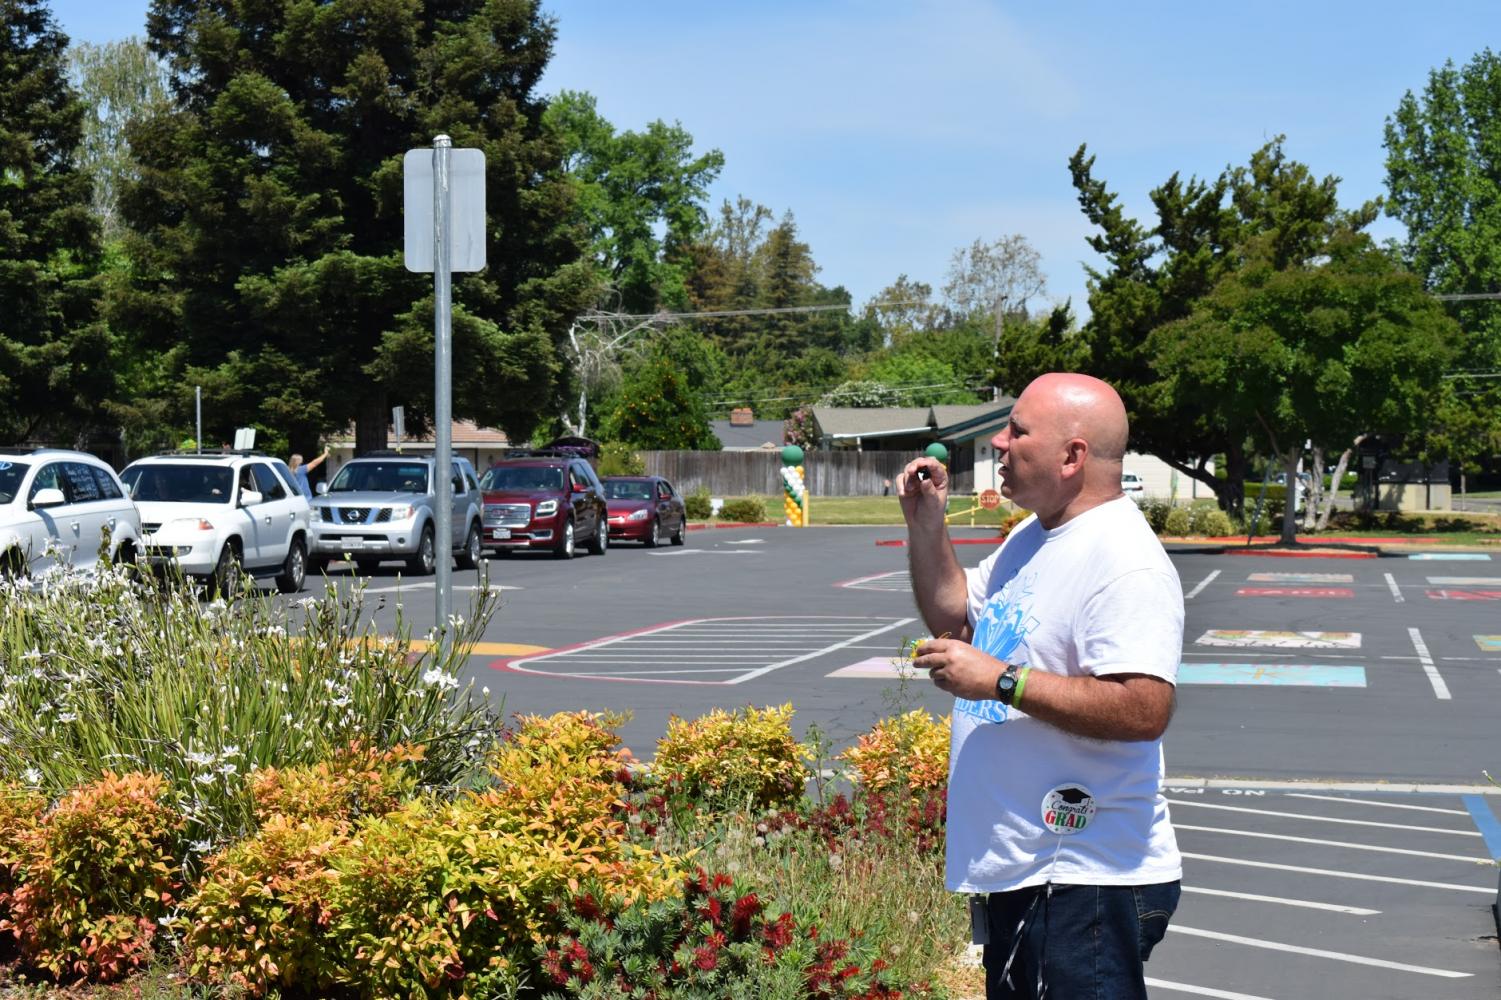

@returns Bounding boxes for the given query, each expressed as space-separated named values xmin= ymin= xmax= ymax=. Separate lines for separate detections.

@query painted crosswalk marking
xmin=1427 ymin=589 xmax=1501 ymax=601
xmin=1408 ymin=552 xmax=1491 ymax=561
xmin=1177 ymin=663 xmax=1366 ymax=687
xmin=838 ymin=570 xmax=911 ymax=592
xmin=1196 ymin=630 xmax=1360 ymax=649
xmin=1427 ymin=576 xmax=1501 ymax=585
xmin=1237 ymin=586 xmax=1354 ymax=597
xmin=1476 ymin=636 xmax=1501 ymax=652
xmin=1246 ymin=571 xmax=1354 ymax=583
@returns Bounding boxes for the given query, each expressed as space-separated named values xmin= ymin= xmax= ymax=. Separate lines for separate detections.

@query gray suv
xmin=308 ymin=453 xmax=483 ymax=575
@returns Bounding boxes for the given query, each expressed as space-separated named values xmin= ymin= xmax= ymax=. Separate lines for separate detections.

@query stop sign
xmin=979 ymin=489 xmax=1001 ymax=510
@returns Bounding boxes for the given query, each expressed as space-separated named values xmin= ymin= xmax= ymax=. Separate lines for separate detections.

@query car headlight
xmin=627 ymin=508 xmax=650 ymax=521
xmin=387 ymin=505 xmax=413 ymax=520
xmin=165 ymin=518 xmax=215 ymax=532
xmin=535 ymin=499 xmax=558 ymax=517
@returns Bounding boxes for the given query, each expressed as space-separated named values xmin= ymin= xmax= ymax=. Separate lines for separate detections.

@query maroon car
xmin=603 ymin=476 xmax=687 ymax=547
xmin=478 ymin=456 xmax=608 ymax=559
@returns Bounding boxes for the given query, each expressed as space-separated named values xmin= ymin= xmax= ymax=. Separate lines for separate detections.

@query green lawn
xmin=698 ymin=494 xmax=1017 ymax=528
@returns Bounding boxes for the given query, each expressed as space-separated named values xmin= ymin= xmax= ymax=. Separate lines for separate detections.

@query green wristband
xmin=1012 ymin=667 xmax=1030 ymax=708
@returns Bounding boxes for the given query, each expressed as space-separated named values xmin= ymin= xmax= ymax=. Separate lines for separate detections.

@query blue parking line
xmin=1461 ymin=795 xmax=1501 ymax=861
xmin=1409 ymin=552 xmax=1492 ymax=561
xmin=1178 ymin=663 xmax=1367 ymax=687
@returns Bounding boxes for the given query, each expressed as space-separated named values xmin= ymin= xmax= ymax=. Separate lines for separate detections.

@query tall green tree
xmin=605 ymin=329 xmax=720 ymax=450
xmin=1152 ymin=232 xmax=1461 ymax=542
xmin=0 ymin=0 xmax=108 ymax=445
xmin=1070 ymin=138 xmax=1381 ymax=514
xmin=113 ymin=0 xmax=593 ymax=455
xmin=544 ymin=90 xmax=723 ymax=313
xmin=67 ymin=38 xmax=169 ymax=242
xmin=1384 ymin=49 xmax=1501 ymax=474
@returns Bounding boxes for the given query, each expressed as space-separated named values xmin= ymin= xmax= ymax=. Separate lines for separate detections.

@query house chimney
xmin=729 ymin=407 xmax=754 ymax=426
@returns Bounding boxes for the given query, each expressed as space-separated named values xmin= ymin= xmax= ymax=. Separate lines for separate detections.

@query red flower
xmin=730 ymin=892 xmax=761 ymax=937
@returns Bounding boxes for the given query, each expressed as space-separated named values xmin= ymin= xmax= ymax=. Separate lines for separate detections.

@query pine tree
xmin=0 ymin=0 xmax=107 ymax=444
xmin=113 ymin=0 xmax=593 ymax=453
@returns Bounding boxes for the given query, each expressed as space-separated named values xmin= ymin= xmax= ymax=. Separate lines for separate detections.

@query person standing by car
xmin=898 ymin=372 xmax=1183 ymax=1000
xmin=289 ymin=447 xmax=330 ymax=500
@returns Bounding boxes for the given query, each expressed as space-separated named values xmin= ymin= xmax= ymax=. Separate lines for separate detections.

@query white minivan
xmin=0 ymin=449 xmax=143 ymax=577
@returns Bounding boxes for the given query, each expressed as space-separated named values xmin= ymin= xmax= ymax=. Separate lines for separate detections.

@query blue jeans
xmin=981 ymin=881 xmax=1180 ymax=1000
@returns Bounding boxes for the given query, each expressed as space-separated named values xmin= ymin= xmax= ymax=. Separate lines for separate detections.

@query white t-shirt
xmin=945 ymin=496 xmax=1184 ymax=893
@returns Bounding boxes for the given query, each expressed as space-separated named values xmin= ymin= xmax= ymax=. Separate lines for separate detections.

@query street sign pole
xmin=432 ymin=136 xmax=454 ymax=644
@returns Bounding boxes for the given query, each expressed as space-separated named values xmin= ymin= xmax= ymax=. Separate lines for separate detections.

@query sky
xmin=49 ymin=0 xmax=1501 ymax=318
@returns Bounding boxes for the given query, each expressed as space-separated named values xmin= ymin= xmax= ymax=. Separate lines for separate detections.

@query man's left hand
xmin=913 ymin=637 xmax=1004 ymax=701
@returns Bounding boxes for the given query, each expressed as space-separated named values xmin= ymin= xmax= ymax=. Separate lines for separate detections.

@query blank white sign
xmin=403 ymin=147 xmax=486 ymax=273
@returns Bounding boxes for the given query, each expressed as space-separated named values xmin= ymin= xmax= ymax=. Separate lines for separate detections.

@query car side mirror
xmin=572 ymin=482 xmax=587 ymax=493
xmin=315 ymin=482 xmax=328 ymax=496
xmin=240 ymin=489 xmax=263 ymax=507
xmin=29 ymin=488 xmax=66 ymax=510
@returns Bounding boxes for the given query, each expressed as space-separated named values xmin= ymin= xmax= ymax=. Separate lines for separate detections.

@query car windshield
xmin=480 ymin=466 xmax=564 ymax=491
xmin=328 ymin=462 xmax=429 ymax=494
xmin=121 ymin=464 xmax=234 ymax=503
xmin=0 ymin=461 xmax=28 ymax=504
xmin=605 ymin=480 xmax=653 ymax=501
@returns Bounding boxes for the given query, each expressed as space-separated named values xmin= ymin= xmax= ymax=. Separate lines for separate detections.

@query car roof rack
xmin=151 ymin=449 xmax=267 ymax=458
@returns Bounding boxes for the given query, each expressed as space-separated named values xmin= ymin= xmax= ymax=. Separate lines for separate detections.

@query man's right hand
xmin=898 ymin=457 xmax=949 ymax=528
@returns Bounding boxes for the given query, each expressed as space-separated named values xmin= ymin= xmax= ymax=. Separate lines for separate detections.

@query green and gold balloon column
xmin=780 ymin=445 xmax=808 ymax=527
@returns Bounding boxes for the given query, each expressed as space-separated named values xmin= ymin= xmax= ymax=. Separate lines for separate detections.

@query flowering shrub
xmin=718 ymin=496 xmax=768 ymax=523
xmin=784 ymin=407 xmax=816 ymax=449
xmin=840 ymin=710 xmax=949 ymax=796
xmin=250 ymin=740 xmax=426 ymax=825
xmin=181 ymin=815 xmax=348 ymax=995
xmin=654 ymin=704 xmax=810 ymax=812
xmin=0 ymin=780 xmax=43 ymax=955
xmin=2 ymin=772 xmax=183 ymax=982
xmin=539 ymin=868 xmax=906 ymax=999
xmin=999 ymin=509 xmax=1031 ymax=536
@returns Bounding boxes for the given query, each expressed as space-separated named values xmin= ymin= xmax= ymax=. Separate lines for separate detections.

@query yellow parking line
xmin=407 ymin=640 xmax=549 ymax=656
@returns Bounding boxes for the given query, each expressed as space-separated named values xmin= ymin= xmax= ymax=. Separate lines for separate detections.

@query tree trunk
xmin=1221 ymin=441 xmax=1247 ymax=518
xmin=1280 ymin=449 xmax=1301 ymax=544
xmin=1301 ymin=445 xmax=1324 ymax=531
xmin=1317 ymin=447 xmax=1354 ymax=531
xmin=355 ymin=391 xmax=389 ymax=456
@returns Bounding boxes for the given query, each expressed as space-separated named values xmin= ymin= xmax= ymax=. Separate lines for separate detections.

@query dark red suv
xmin=478 ymin=455 xmax=608 ymax=559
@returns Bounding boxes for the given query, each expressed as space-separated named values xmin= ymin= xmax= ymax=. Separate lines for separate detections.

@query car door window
xmin=237 ymin=466 xmax=262 ymax=503
xmin=62 ymin=463 xmax=102 ymax=504
xmin=451 ymin=463 xmax=466 ymax=495
xmin=250 ymin=463 xmax=287 ymax=500
xmin=28 ymin=463 xmax=66 ymax=504
xmin=90 ymin=466 xmax=125 ymax=500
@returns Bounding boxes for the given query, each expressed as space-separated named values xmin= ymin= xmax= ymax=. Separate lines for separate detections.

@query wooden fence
xmin=639 ymin=450 xmax=966 ymax=496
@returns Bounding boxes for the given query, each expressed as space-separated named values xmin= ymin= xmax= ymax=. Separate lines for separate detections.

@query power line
xmin=583 ymin=299 xmax=928 ymax=323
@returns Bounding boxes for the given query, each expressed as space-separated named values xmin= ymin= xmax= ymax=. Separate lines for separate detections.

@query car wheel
xmin=455 ymin=521 xmax=482 ymax=570
xmin=210 ymin=542 xmax=243 ymax=600
xmin=407 ymin=525 xmax=436 ymax=576
xmin=644 ymin=518 xmax=659 ymax=548
xmin=587 ymin=517 xmax=608 ymax=556
xmin=553 ymin=520 xmax=575 ymax=560
xmin=0 ymin=547 xmax=24 ymax=579
xmin=114 ymin=540 xmax=141 ymax=580
xmin=670 ymin=516 xmax=685 ymax=546
xmin=275 ymin=537 xmax=306 ymax=594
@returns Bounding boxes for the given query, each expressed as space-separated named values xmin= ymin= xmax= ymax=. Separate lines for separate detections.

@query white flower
xmin=422 ymin=669 xmax=459 ymax=691
xmin=191 ymin=839 xmax=213 ymax=853
xmin=21 ymin=767 xmax=41 ymax=785
xmin=57 ymin=712 xmax=77 ymax=724
xmin=481 ymin=686 xmax=490 ymax=697
xmin=217 ymin=762 xmax=237 ymax=776
xmin=185 ymin=750 xmax=216 ymax=768
xmin=828 ymin=854 xmax=843 ymax=870
xmin=194 ymin=772 xmax=217 ymax=786
xmin=20 ymin=648 xmax=41 ymax=661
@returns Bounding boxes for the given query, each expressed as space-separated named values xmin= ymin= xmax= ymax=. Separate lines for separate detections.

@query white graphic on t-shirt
xmin=956 ymin=572 xmax=1040 ymax=724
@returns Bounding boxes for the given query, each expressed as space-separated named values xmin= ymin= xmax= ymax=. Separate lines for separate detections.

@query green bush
xmin=653 ymin=704 xmax=809 ymax=812
xmin=596 ymin=441 xmax=645 ymax=476
xmin=1190 ymin=506 xmax=1236 ymax=537
xmin=684 ymin=485 xmax=713 ymax=520
xmin=718 ymin=497 xmax=767 ymax=523
xmin=1162 ymin=507 xmax=1192 ymax=536
xmin=1138 ymin=499 xmax=1171 ymax=532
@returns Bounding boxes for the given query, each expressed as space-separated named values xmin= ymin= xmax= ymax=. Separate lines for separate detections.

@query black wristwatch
xmin=995 ymin=664 xmax=1021 ymax=706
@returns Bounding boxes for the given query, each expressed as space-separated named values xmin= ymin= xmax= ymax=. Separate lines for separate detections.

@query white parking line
xmin=1284 ymin=792 xmax=1469 ymax=816
xmin=1383 ymin=572 xmax=1403 ymax=602
xmin=1167 ymin=925 xmax=1471 ymax=978
xmin=1174 ymin=823 xmax=1490 ymax=863
xmin=1145 ymin=978 xmax=1277 ymax=1000
xmin=1408 ymin=626 xmax=1451 ymax=699
xmin=1181 ymin=884 xmax=1378 ymax=915
xmin=1166 ymin=798 xmax=1481 ymax=836
xmin=1181 ymin=852 xmax=1493 ymax=894
xmin=1185 ymin=569 xmax=1219 ymax=600
xmin=731 ymin=618 xmax=916 ymax=685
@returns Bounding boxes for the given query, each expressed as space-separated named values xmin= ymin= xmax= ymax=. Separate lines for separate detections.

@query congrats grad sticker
xmin=1041 ymin=784 xmax=1096 ymax=835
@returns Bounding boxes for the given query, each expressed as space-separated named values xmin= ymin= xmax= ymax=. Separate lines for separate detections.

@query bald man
xmin=898 ymin=373 xmax=1183 ymax=1000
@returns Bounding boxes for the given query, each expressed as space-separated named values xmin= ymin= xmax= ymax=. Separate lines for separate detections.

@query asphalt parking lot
xmin=297 ymin=524 xmax=1501 ymax=999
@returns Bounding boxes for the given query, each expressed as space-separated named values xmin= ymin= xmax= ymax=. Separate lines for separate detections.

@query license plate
xmin=489 ymin=528 xmax=511 ymax=539
xmin=337 ymin=538 xmax=363 ymax=547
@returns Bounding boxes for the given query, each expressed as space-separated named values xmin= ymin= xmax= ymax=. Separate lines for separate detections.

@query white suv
xmin=0 ymin=449 xmax=143 ymax=577
xmin=120 ymin=453 xmax=311 ymax=596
